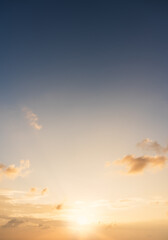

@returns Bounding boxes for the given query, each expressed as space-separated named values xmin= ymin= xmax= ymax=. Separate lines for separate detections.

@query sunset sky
xmin=1 ymin=1 xmax=168 ymax=239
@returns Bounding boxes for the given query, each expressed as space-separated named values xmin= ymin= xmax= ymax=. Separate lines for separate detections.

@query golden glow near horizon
xmin=72 ymin=208 xmax=96 ymax=226
xmin=1 ymin=104 xmax=168 ymax=240
xmin=76 ymin=216 xmax=89 ymax=225
xmin=1 ymin=92 xmax=168 ymax=240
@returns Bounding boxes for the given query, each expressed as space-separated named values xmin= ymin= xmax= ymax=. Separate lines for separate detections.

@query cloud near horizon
xmin=0 ymin=160 xmax=30 ymax=180
xmin=137 ymin=138 xmax=168 ymax=154
xmin=55 ymin=203 xmax=63 ymax=210
xmin=29 ymin=187 xmax=48 ymax=196
xmin=41 ymin=188 xmax=48 ymax=195
xmin=30 ymin=187 xmax=37 ymax=194
xmin=2 ymin=218 xmax=24 ymax=228
xmin=114 ymin=155 xmax=167 ymax=174
xmin=0 ymin=216 xmax=69 ymax=230
xmin=23 ymin=108 xmax=42 ymax=130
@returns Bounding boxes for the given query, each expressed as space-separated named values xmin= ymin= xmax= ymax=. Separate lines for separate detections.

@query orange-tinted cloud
xmin=2 ymin=218 xmax=24 ymax=228
xmin=41 ymin=188 xmax=48 ymax=195
xmin=23 ymin=108 xmax=42 ymax=130
xmin=55 ymin=203 xmax=63 ymax=210
xmin=30 ymin=187 xmax=37 ymax=194
xmin=28 ymin=187 xmax=48 ymax=199
xmin=137 ymin=138 xmax=168 ymax=154
xmin=115 ymin=155 xmax=167 ymax=174
xmin=0 ymin=160 xmax=30 ymax=180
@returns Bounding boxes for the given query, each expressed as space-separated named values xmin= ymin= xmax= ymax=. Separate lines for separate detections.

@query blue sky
xmin=1 ymin=1 xmax=168 ymax=102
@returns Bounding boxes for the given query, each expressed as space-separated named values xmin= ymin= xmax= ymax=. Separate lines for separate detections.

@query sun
xmin=76 ymin=215 xmax=89 ymax=225
xmin=70 ymin=204 xmax=97 ymax=227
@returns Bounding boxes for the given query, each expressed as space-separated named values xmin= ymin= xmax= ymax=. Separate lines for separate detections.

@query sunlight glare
xmin=76 ymin=215 xmax=89 ymax=225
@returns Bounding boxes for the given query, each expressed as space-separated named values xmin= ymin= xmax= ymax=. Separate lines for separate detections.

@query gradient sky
xmin=1 ymin=1 xmax=168 ymax=239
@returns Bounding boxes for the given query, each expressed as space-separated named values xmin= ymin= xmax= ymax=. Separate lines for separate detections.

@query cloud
xmin=55 ymin=203 xmax=63 ymax=210
xmin=23 ymin=108 xmax=42 ymax=130
xmin=0 ymin=160 xmax=30 ymax=180
xmin=2 ymin=218 xmax=24 ymax=228
xmin=0 ymin=192 xmax=66 ymax=225
xmin=114 ymin=155 xmax=167 ymax=174
xmin=41 ymin=188 xmax=48 ymax=195
xmin=30 ymin=187 xmax=37 ymax=194
xmin=0 ymin=216 xmax=69 ymax=230
xmin=28 ymin=187 xmax=48 ymax=198
xmin=0 ymin=164 xmax=5 ymax=169
xmin=137 ymin=138 xmax=168 ymax=154
xmin=1 ymin=219 xmax=168 ymax=240
xmin=87 ymin=198 xmax=147 ymax=210
xmin=150 ymin=199 xmax=168 ymax=206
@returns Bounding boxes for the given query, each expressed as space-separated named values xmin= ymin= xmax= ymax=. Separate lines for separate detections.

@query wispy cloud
xmin=0 ymin=192 xmax=65 ymax=222
xmin=2 ymin=218 xmax=24 ymax=228
xmin=0 ymin=216 xmax=69 ymax=231
xmin=114 ymin=155 xmax=167 ymax=174
xmin=23 ymin=108 xmax=42 ymax=130
xmin=75 ymin=198 xmax=147 ymax=210
xmin=0 ymin=160 xmax=30 ymax=180
xmin=137 ymin=138 xmax=168 ymax=154
xmin=29 ymin=187 xmax=48 ymax=196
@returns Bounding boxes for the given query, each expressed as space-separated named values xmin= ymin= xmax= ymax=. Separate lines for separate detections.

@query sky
xmin=0 ymin=1 xmax=168 ymax=239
